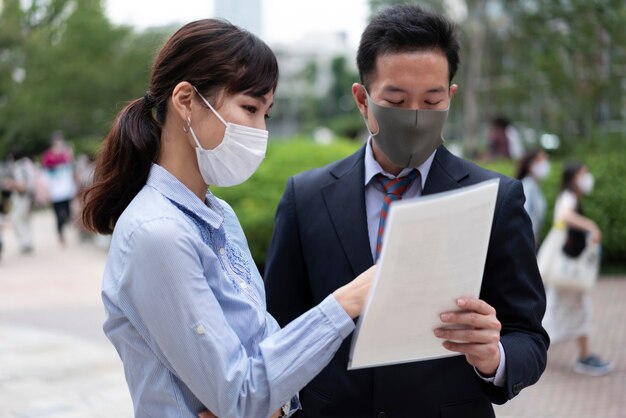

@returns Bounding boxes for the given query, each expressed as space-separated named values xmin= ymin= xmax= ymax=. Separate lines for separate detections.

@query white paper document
xmin=348 ymin=179 xmax=500 ymax=370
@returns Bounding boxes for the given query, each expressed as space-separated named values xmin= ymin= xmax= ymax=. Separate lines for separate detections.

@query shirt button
xmin=240 ymin=282 xmax=248 ymax=289
xmin=195 ymin=325 xmax=205 ymax=335
xmin=219 ymin=247 xmax=225 ymax=256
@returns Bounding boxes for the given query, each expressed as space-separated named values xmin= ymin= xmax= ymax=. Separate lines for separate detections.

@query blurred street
xmin=0 ymin=209 xmax=624 ymax=418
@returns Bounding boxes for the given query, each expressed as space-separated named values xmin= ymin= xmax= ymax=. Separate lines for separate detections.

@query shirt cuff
xmin=318 ymin=294 xmax=355 ymax=339
xmin=474 ymin=341 xmax=506 ymax=387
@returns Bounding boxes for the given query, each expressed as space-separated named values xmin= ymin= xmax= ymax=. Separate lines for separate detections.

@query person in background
xmin=516 ymin=148 xmax=550 ymax=247
xmin=73 ymin=153 xmax=96 ymax=242
xmin=487 ymin=117 xmax=510 ymax=160
xmin=42 ymin=131 xmax=76 ymax=245
xmin=542 ymin=161 xmax=613 ymax=376
xmin=82 ymin=19 xmax=375 ymax=418
xmin=3 ymin=147 xmax=37 ymax=254
xmin=0 ymin=157 xmax=12 ymax=259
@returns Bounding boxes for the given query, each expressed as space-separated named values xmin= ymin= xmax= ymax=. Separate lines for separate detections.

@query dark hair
xmin=357 ymin=4 xmax=460 ymax=87
xmin=561 ymin=161 xmax=584 ymax=192
xmin=82 ymin=19 xmax=279 ymax=234
xmin=516 ymin=148 xmax=543 ymax=180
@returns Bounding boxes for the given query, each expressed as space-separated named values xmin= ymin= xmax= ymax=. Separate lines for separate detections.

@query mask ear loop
xmin=183 ymin=116 xmax=191 ymax=133
xmin=192 ymin=86 xmax=227 ymax=127
xmin=362 ymin=86 xmax=380 ymax=137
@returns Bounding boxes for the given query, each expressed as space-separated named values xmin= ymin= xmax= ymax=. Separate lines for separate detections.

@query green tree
xmin=0 ymin=0 xmax=169 ymax=155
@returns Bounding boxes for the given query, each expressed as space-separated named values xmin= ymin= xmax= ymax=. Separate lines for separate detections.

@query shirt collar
xmin=364 ymin=137 xmax=435 ymax=188
xmin=146 ymin=164 xmax=224 ymax=229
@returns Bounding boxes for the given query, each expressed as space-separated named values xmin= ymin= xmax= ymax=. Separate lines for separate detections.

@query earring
xmin=183 ymin=116 xmax=191 ymax=133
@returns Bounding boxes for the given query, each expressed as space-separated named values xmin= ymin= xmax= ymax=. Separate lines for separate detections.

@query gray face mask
xmin=364 ymin=89 xmax=448 ymax=168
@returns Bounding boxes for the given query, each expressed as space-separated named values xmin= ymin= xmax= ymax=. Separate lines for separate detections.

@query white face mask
xmin=576 ymin=172 xmax=594 ymax=195
xmin=189 ymin=87 xmax=268 ymax=187
xmin=530 ymin=159 xmax=550 ymax=180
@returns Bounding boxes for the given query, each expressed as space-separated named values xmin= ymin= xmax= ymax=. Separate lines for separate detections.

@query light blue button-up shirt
xmin=102 ymin=164 xmax=354 ymax=418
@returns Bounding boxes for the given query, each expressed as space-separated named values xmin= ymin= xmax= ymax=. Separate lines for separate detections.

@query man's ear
xmin=171 ymin=81 xmax=195 ymax=122
xmin=449 ymin=83 xmax=458 ymax=98
xmin=352 ymin=83 xmax=369 ymax=119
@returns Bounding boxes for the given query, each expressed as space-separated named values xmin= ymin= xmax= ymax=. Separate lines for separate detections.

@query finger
xmin=439 ymin=310 xmax=501 ymax=331
xmin=442 ymin=341 xmax=499 ymax=361
xmin=434 ymin=327 xmax=499 ymax=345
xmin=455 ymin=298 xmax=496 ymax=316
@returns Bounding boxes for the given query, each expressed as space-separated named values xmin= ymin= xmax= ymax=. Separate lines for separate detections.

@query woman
xmin=516 ymin=148 xmax=550 ymax=246
xmin=42 ymin=131 xmax=76 ymax=245
xmin=541 ymin=162 xmax=612 ymax=376
xmin=82 ymin=20 xmax=373 ymax=417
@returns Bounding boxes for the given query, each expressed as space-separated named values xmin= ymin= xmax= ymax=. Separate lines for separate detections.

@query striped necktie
xmin=375 ymin=170 xmax=419 ymax=261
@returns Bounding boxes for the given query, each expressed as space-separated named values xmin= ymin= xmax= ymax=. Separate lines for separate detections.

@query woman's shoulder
xmin=115 ymin=186 xmax=195 ymax=242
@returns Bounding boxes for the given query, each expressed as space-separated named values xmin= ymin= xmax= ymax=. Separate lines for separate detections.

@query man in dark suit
xmin=265 ymin=5 xmax=549 ymax=417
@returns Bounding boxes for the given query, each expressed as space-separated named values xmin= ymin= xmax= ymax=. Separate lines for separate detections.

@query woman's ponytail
xmin=82 ymin=97 xmax=161 ymax=234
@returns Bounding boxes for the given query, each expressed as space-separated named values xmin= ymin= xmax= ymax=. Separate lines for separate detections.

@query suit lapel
xmin=422 ymin=146 xmax=470 ymax=196
xmin=321 ymin=147 xmax=373 ymax=276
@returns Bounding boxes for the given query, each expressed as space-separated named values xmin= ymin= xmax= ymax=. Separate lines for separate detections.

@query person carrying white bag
xmin=538 ymin=161 xmax=613 ymax=376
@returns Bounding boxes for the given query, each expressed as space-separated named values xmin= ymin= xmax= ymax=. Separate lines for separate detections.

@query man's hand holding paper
xmin=348 ymin=179 xmax=501 ymax=370
xmin=435 ymin=297 xmax=502 ymax=376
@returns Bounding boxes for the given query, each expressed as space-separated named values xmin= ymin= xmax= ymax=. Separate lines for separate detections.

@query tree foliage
xmin=0 ymin=0 xmax=170 ymax=155
xmin=369 ymin=0 xmax=626 ymax=152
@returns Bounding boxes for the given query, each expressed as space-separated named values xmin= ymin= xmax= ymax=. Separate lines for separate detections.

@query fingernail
xmin=434 ymin=329 xmax=443 ymax=337
xmin=457 ymin=299 xmax=466 ymax=307
xmin=440 ymin=313 xmax=450 ymax=321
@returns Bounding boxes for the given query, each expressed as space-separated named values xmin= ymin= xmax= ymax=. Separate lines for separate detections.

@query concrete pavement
xmin=0 ymin=209 xmax=624 ymax=417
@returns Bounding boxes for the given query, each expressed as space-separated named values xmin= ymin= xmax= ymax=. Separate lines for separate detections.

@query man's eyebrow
xmin=425 ymin=86 xmax=447 ymax=94
xmin=382 ymin=85 xmax=447 ymax=94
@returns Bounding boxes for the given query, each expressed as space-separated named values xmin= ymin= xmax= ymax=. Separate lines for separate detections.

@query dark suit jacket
xmin=265 ymin=145 xmax=549 ymax=418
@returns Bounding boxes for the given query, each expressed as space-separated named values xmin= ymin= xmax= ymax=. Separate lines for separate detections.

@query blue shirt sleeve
xmin=117 ymin=216 xmax=354 ymax=418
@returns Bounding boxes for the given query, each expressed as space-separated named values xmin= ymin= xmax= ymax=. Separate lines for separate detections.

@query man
xmin=4 ymin=148 xmax=37 ymax=254
xmin=265 ymin=5 xmax=548 ymax=418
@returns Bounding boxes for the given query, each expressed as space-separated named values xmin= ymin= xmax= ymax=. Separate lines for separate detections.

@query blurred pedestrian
xmin=73 ymin=153 xmax=95 ymax=242
xmin=516 ymin=148 xmax=550 ymax=247
xmin=487 ymin=117 xmax=510 ymax=160
xmin=0 ymin=157 xmax=12 ymax=260
xmin=3 ymin=147 xmax=36 ymax=254
xmin=81 ymin=19 xmax=374 ymax=418
xmin=542 ymin=161 xmax=613 ymax=376
xmin=487 ymin=116 xmax=524 ymax=161
xmin=41 ymin=131 xmax=76 ymax=245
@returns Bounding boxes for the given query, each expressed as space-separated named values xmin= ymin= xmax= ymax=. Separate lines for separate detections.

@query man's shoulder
xmin=437 ymin=148 xmax=517 ymax=189
xmin=291 ymin=147 xmax=364 ymax=188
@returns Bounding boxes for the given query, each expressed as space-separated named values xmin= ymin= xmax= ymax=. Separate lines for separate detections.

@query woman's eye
xmin=264 ymin=114 xmax=271 ymax=120
xmin=243 ymin=105 xmax=258 ymax=114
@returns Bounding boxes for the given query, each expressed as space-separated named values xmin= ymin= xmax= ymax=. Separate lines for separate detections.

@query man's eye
xmin=425 ymin=101 xmax=442 ymax=106
xmin=385 ymin=99 xmax=403 ymax=105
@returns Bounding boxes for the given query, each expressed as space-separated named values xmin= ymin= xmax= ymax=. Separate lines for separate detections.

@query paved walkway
xmin=0 ymin=210 xmax=624 ymax=417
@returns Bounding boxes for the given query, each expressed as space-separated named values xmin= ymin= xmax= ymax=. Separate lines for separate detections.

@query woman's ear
xmin=171 ymin=81 xmax=195 ymax=122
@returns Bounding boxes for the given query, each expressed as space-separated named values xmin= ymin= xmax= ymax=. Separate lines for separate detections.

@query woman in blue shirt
xmin=82 ymin=19 xmax=373 ymax=418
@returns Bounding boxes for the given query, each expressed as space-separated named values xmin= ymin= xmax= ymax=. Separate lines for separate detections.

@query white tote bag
xmin=537 ymin=226 xmax=600 ymax=291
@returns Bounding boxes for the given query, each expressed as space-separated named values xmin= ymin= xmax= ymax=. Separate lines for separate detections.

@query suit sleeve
xmin=480 ymin=179 xmax=549 ymax=403
xmin=265 ymin=176 xmax=315 ymax=326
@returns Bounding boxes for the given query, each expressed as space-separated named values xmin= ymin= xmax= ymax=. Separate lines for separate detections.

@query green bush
xmin=215 ymin=137 xmax=625 ymax=272
xmin=212 ymin=138 xmax=361 ymax=267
